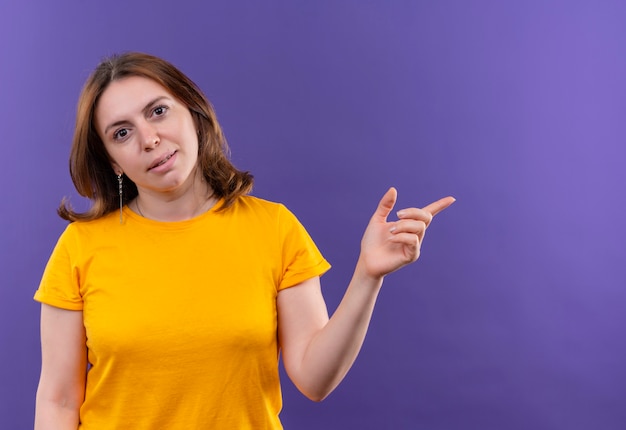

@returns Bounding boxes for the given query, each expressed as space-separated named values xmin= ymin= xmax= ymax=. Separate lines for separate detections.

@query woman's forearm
xmin=281 ymin=191 xmax=454 ymax=401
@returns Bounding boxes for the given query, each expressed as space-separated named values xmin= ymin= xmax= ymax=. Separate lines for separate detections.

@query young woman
xmin=34 ymin=52 xmax=454 ymax=429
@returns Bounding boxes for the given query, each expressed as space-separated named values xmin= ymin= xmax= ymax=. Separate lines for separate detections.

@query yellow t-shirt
xmin=34 ymin=196 xmax=331 ymax=429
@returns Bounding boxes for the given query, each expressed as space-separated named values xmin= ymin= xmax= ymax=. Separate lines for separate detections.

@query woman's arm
xmin=35 ymin=304 xmax=87 ymax=429
xmin=277 ymin=188 xmax=454 ymax=401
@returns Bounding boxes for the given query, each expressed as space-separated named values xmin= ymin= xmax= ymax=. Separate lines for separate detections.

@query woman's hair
xmin=58 ymin=52 xmax=253 ymax=222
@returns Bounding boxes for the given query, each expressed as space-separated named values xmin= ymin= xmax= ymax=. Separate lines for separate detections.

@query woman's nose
xmin=138 ymin=123 xmax=160 ymax=150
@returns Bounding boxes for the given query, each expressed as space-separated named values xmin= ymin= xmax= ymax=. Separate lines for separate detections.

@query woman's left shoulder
xmin=236 ymin=195 xmax=287 ymax=215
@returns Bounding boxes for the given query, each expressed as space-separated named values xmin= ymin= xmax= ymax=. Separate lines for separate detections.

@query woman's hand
xmin=358 ymin=187 xmax=455 ymax=279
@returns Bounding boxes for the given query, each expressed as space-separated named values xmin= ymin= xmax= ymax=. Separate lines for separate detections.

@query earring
xmin=117 ymin=174 xmax=123 ymax=224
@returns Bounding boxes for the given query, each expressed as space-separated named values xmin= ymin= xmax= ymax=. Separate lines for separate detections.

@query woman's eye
xmin=153 ymin=106 xmax=167 ymax=116
xmin=114 ymin=128 xmax=128 ymax=140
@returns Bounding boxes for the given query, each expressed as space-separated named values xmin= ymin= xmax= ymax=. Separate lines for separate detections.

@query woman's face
xmin=95 ymin=76 xmax=200 ymax=197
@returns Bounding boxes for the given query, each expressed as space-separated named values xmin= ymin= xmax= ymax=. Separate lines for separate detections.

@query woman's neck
xmin=133 ymin=173 xmax=216 ymax=222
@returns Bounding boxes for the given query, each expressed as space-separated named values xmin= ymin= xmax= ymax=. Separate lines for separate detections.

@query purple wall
xmin=2 ymin=1 xmax=625 ymax=429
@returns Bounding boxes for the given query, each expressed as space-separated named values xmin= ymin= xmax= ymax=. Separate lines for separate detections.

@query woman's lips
xmin=148 ymin=151 xmax=177 ymax=172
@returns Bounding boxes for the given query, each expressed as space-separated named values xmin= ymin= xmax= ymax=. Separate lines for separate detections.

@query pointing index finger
xmin=423 ymin=196 xmax=456 ymax=217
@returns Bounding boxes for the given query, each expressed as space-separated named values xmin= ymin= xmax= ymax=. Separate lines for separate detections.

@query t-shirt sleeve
xmin=277 ymin=204 xmax=331 ymax=291
xmin=34 ymin=225 xmax=83 ymax=310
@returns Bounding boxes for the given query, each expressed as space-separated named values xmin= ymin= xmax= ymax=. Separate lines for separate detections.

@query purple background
xmin=1 ymin=1 xmax=625 ymax=429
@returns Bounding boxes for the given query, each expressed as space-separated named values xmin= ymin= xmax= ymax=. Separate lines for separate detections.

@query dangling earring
xmin=117 ymin=174 xmax=123 ymax=224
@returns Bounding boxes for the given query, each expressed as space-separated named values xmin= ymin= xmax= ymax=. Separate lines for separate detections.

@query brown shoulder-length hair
xmin=58 ymin=52 xmax=253 ymax=222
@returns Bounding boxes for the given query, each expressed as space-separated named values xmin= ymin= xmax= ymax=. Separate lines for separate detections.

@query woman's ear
xmin=111 ymin=161 xmax=123 ymax=176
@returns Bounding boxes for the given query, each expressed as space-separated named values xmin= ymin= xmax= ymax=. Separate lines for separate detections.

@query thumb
xmin=372 ymin=187 xmax=397 ymax=222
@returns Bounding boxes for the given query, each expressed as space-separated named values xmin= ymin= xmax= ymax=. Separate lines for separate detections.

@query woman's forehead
xmin=95 ymin=77 xmax=174 ymax=125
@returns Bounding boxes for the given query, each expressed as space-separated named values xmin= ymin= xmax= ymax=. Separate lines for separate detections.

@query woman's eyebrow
xmin=104 ymin=96 xmax=170 ymax=134
xmin=141 ymin=96 xmax=169 ymax=116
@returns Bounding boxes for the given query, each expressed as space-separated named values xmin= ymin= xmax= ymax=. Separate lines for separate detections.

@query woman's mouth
xmin=149 ymin=151 xmax=177 ymax=171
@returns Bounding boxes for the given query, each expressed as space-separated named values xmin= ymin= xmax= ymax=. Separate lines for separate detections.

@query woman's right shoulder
xmin=57 ymin=210 xmax=120 ymax=242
